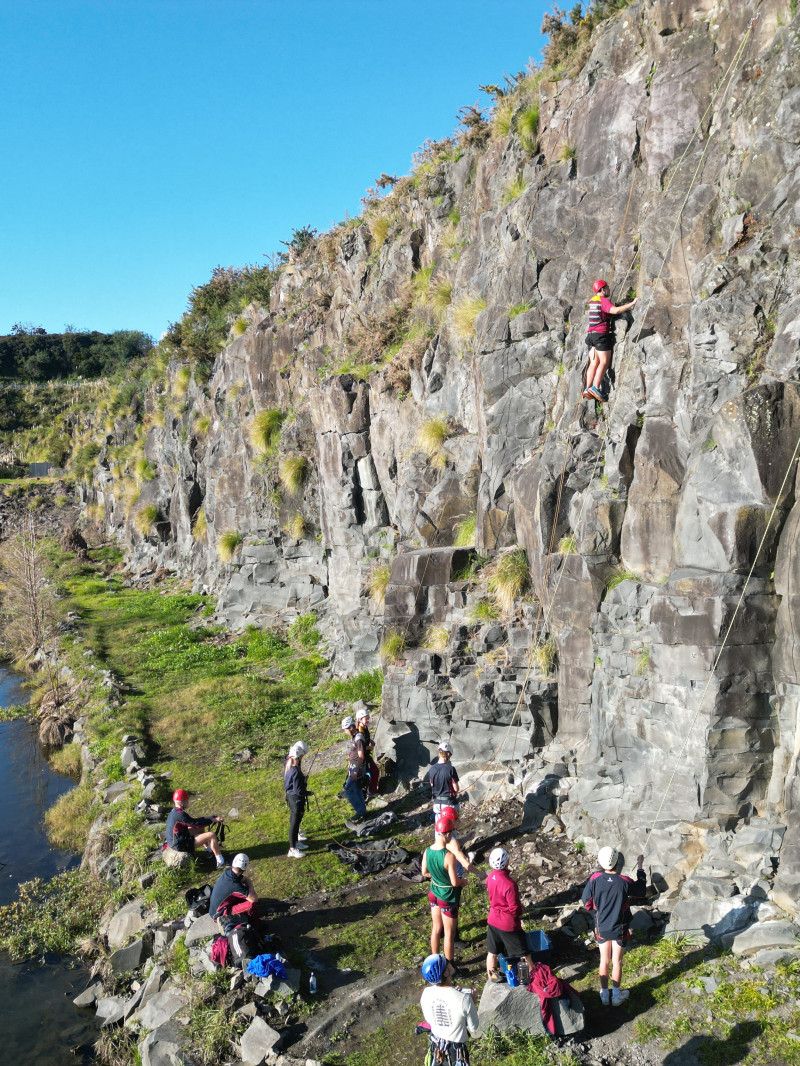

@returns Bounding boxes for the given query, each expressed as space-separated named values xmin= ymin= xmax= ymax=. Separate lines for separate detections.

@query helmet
xmin=341 ymin=716 xmax=355 ymax=730
xmin=598 ymin=845 xmax=619 ymax=871
xmin=356 ymin=707 xmax=370 ymax=721
xmin=172 ymin=788 xmax=189 ymax=805
xmin=435 ymin=815 xmax=454 ymax=835
xmin=438 ymin=741 xmax=453 ymax=754
xmin=440 ymin=805 xmax=459 ymax=823
xmin=232 ymin=853 xmax=249 ymax=870
xmin=593 ymin=279 xmax=608 ymax=294
xmin=489 ymin=847 xmax=509 ymax=870
xmin=421 ymin=953 xmax=448 ymax=984
xmin=290 ymin=741 xmax=308 ymax=757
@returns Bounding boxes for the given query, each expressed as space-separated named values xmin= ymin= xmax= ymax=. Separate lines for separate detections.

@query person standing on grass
xmin=424 ymin=741 xmax=460 ymax=819
xmin=581 ymin=845 xmax=647 ymax=1005
xmin=284 ymin=741 xmax=311 ymax=859
xmin=166 ymin=788 xmax=226 ymax=869
xmin=584 ymin=279 xmax=638 ymax=403
xmin=420 ymin=954 xmax=479 ymax=1066
xmin=485 ymin=847 xmax=534 ymax=982
xmin=422 ymin=817 xmax=468 ymax=966
xmin=340 ymin=715 xmax=367 ymax=822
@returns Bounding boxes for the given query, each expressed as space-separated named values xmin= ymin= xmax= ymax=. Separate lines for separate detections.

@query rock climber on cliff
xmin=584 ymin=280 xmax=637 ymax=402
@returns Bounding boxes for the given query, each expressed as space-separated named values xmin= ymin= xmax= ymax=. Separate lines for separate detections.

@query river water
xmin=0 ymin=667 xmax=99 ymax=1063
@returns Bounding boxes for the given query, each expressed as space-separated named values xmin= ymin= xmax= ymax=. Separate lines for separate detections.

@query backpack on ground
xmin=185 ymin=884 xmax=212 ymax=918
xmin=210 ymin=933 xmax=230 ymax=969
xmin=227 ymin=922 xmax=260 ymax=968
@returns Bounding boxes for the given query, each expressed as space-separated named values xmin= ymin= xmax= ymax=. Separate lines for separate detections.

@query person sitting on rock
xmin=584 ymin=279 xmax=637 ymax=402
xmin=420 ymin=953 xmax=478 ymax=1066
xmin=209 ymin=852 xmax=259 ymax=929
xmin=485 ymin=847 xmax=534 ymax=983
xmin=284 ymin=741 xmax=311 ymax=859
xmin=422 ymin=817 xmax=469 ymax=966
xmin=341 ymin=715 xmax=368 ymax=823
xmin=166 ymin=788 xmax=225 ymax=869
xmin=424 ymin=741 xmax=460 ymax=819
xmin=581 ymin=845 xmax=646 ymax=1005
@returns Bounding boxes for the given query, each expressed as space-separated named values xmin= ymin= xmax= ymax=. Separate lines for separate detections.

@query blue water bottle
xmin=505 ymin=961 xmax=518 ymax=987
xmin=309 ymin=972 xmax=317 ymax=994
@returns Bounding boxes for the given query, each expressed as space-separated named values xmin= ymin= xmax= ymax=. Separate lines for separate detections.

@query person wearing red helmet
xmin=421 ymin=817 xmax=469 ymax=966
xmin=166 ymin=788 xmax=226 ymax=869
xmin=584 ymin=279 xmax=637 ymax=402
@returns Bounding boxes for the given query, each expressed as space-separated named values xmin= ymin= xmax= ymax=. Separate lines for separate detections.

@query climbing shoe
xmin=587 ymin=386 xmax=606 ymax=402
xmin=488 ymin=970 xmax=505 ymax=983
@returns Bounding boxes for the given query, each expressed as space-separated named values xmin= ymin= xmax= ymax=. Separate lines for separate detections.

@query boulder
xmin=110 ymin=935 xmax=153 ymax=976
xmin=138 ymin=964 xmax=168 ymax=1009
xmin=73 ymin=981 xmax=103 ymax=1008
xmin=107 ymin=899 xmax=147 ymax=948
xmin=132 ymin=988 xmax=189 ymax=1031
xmin=254 ymin=966 xmax=301 ymax=998
xmin=750 ymin=948 xmax=800 ymax=968
xmin=665 ymin=898 xmax=755 ymax=942
xmin=723 ymin=919 xmax=800 ymax=955
xmin=162 ymin=847 xmax=192 ymax=869
xmin=103 ymin=780 xmax=132 ymax=803
xmin=139 ymin=1021 xmax=190 ymax=1066
xmin=183 ymin=912 xmax=218 ymax=945
xmin=121 ymin=742 xmax=146 ymax=768
xmin=96 ymin=996 xmax=126 ymax=1027
xmin=477 ymin=982 xmax=584 ymax=1037
xmin=240 ymin=1016 xmax=283 ymax=1064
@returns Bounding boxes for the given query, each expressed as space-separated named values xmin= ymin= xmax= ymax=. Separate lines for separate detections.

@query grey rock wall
xmin=87 ymin=0 xmax=800 ymax=898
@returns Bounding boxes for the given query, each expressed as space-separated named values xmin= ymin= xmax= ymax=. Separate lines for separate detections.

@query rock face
xmin=85 ymin=0 xmax=800 ymax=891
xmin=477 ymin=981 xmax=584 ymax=1037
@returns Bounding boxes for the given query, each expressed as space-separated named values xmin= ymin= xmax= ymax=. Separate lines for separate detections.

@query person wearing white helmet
xmin=355 ymin=705 xmax=379 ymax=797
xmin=284 ymin=741 xmax=312 ymax=859
xmin=209 ymin=851 xmax=259 ymax=929
xmin=581 ymin=846 xmax=646 ymax=1005
xmin=485 ymin=847 xmax=533 ymax=983
xmin=341 ymin=715 xmax=367 ymax=821
xmin=424 ymin=740 xmax=460 ymax=819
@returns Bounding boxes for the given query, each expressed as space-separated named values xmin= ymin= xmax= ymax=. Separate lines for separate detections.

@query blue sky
xmin=1 ymin=1 xmax=547 ymax=340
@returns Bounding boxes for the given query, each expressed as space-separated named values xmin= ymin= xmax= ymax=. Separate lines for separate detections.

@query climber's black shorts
xmin=585 ymin=331 xmax=614 ymax=352
xmin=486 ymin=924 xmax=528 ymax=957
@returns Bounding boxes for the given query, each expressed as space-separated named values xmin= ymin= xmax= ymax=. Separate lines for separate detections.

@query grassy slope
xmin=57 ymin=549 xmax=383 ymax=899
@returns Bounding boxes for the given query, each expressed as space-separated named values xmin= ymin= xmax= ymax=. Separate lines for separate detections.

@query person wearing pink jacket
xmin=485 ymin=847 xmax=533 ymax=981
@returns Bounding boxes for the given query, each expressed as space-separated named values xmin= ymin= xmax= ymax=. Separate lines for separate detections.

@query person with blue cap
xmin=420 ymin=953 xmax=478 ymax=1066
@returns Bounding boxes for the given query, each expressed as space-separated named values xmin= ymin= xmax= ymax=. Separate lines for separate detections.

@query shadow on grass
xmin=662 ymin=1024 xmax=763 ymax=1066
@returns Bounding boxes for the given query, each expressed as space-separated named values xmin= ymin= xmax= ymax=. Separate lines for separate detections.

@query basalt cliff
xmin=82 ymin=0 xmax=800 ymax=910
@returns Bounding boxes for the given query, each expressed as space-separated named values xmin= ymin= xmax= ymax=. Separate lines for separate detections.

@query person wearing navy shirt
xmin=166 ymin=788 xmax=225 ymax=869
xmin=581 ymin=845 xmax=647 ymax=1005
xmin=209 ymin=853 xmax=258 ymax=927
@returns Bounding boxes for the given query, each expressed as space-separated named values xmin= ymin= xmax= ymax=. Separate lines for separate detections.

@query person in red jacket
xmin=485 ymin=847 xmax=533 ymax=981
xmin=581 ymin=845 xmax=646 ymax=1005
xmin=584 ymin=279 xmax=637 ymax=402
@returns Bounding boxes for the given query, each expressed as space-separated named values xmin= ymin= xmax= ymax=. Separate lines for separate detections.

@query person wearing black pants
xmin=284 ymin=741 xmax=310 ymax=859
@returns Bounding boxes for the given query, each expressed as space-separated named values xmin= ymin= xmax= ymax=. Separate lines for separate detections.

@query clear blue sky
xmin=1 ymin=1 xmax=547 ymax=340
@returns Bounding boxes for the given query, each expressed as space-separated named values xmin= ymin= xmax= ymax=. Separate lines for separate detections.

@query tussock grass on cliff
xmin=486 ymin=547 xmax=530 ymax=613
xmin=278 ymin=454 xmax=307 ymax=496
xmin=217 ymin=529 xmax=243 ymax=561
xmin=249 ymin=408 xmax=284 ymax=455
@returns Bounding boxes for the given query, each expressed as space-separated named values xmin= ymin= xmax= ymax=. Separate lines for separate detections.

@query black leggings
xmin=287 ymin=796 xmax=304 ymax=849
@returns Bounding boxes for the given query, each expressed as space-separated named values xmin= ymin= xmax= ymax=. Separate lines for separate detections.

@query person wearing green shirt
xmin=421 ymin=816 xmax=468 ymax=965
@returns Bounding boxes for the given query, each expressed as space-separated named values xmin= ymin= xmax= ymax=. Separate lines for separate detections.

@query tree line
xmin=0 ymin=325 xmax=153 ymax=381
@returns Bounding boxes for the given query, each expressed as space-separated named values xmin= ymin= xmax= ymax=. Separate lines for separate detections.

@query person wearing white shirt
xmin=419 ymin=954 xmax=479 ymax=1064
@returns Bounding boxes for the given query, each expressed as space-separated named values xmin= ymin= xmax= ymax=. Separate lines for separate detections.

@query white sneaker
xmin=215 ymin=855 xmax=225 ymax=869
xmin=297 ymin=832 xmax=308 ymax=841
xmin=612 ymin=988 xmax=629 ymax=1006
xmin=287 ymin=848 xmax=306 ymax=859
xmin=295 ymin=841 xmax=309 ymax=850
xmin=600 ymin=989 xmax=610 ymax=1005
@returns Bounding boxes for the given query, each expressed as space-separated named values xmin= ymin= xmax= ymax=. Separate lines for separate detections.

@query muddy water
xmin=0 ymin=667 xmax=99 ymax=1063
